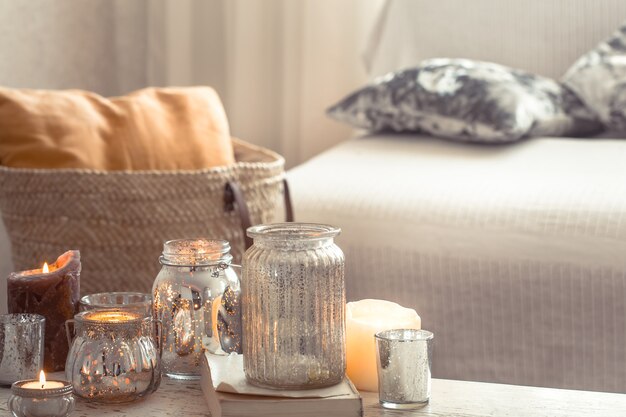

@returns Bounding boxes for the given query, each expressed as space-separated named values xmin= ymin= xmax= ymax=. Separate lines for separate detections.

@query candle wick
xmin=41 ymin=384 xmax=44 ymax=389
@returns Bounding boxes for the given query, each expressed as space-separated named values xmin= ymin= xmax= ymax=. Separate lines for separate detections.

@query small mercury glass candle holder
xmin=0 ymin=314 xmax=45 ymax=386
xmin=375 ymin=329 xmax=434 ymax=410
xmin=65 ymin=310 xmax=161 ymax=403
xmin=9 ymin=376 xmax=74 ymax=417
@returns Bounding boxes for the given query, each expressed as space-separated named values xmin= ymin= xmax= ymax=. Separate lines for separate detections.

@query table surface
xmin=1 ymin=375 xmax=625 ymax=417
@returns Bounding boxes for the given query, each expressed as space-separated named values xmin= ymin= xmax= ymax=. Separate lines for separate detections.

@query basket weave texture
xmin=0 ymin=139 xmax=285 ymax=294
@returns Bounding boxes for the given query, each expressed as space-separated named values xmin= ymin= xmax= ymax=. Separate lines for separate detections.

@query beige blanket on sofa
xmin=288 ymin=133 xmax=626 ymax=393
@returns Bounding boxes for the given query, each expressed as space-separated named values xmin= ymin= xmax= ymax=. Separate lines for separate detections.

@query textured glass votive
xmin=65 ymin=309 xmax=161 ymax=403
xmin=0 ymin=314 xmax=45 ymax=386
xmin=9 ymin=379 xmax=74 ymax=417
xmin=80 ymin=292 xmax=151 ymax=317
xmin=375 ymin=329 xmax=434 ymax=409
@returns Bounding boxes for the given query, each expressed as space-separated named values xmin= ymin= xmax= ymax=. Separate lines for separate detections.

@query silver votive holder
xmin=65 ymin=309 xmax=161 ymax=403
xmin=9 ymin=379 xmax=74 ymax=417
xmin=375 ymin=329 xmax=434 ymax=410
xmin=0 ymin=314 xmax=45 ymax=386
xmin=79 ymin=292 xmax=152 ymax=318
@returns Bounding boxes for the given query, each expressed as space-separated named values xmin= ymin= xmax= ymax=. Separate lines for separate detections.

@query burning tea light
xmin=85 ymin=310 xmax=141 ymax=323
xmin=21 ymin=371 xmax=65 ymax=390
xmin=9 ymin=371 xmax=74 ymax=417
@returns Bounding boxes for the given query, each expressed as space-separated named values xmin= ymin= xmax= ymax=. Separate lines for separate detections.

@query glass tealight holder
xmin=80 ymin=292 xmax=152 ymax=318
xmin=375 ymin=329 xmax=434 ymax=409
xmin=0 ymin=314 xmax=45 ymax=386
xmin=65 ymin=309 xmax=161 ymax=403
xmin=9 ymin=379 xmax=74 ymax=417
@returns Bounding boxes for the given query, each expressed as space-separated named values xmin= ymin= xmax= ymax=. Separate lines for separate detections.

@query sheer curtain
xmin=150 ymin=0 xmax=385 ymax=167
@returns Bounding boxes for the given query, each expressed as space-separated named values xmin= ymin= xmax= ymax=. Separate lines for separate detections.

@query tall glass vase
xmin=242 ymin=223 xmax=346 ymax=389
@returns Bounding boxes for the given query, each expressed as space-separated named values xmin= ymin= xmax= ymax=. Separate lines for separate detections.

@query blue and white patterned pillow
xmin=563 ymin=22 xmax=626 ymax=132
xmin=328 ymin=59 xmax=601 ymax=143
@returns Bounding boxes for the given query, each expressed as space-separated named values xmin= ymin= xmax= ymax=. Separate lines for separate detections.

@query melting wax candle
xmin=7 ymin=251 xmax=81 ymax=371
xmin=346 ymin=299 xmax=421 ymax=392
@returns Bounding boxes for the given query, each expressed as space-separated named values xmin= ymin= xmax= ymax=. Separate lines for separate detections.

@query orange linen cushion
xmin=0 ymin=86 xmax=235 ymax=170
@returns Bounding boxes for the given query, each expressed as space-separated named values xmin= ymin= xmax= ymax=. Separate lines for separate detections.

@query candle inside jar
xmin=21 ymin=371 xmax=64 ymax=389
xmin=85 ymin=311 xmax=141 ymax=323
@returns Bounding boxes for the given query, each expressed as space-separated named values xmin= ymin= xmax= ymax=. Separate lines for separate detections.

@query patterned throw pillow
xmin=563 ymin=22 xmax=626 ymax=132
xmin=328 ymin=59 xmax=601 ymax=143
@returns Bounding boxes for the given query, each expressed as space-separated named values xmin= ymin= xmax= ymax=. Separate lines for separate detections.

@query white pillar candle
xmin=346 ymin=299 xmax=421 ymax=392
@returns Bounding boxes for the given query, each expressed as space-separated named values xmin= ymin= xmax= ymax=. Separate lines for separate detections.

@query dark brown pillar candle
xmin=7 ymin=250 xmax=80 ymax=371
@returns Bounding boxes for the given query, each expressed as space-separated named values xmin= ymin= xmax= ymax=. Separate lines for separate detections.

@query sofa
xmin=288 ymin=0 xmax=626 ymax=393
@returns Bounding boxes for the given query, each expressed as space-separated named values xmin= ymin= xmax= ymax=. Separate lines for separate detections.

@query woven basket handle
xmin=225 ymin=179 xmax=294 ymax=250
xmin=282 ymin=179 xmax=295 ymax=223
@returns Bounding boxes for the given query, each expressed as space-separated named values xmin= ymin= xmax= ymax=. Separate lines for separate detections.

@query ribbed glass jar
xmin=152 ymin=239 xmax=242 ymax=380
xmin=64 ymin=310 xmax=160 ymax=403
xmin=242 ymin=223 xmax=346 ymax=389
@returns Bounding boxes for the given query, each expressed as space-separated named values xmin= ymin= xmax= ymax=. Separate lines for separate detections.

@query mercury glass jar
xmin=64 ymin=309 xmax=160 ymax=403
xmin=152 ymin=239 xmax=242 ymax=380
xmin=242 ymin=223 xmax=346 ymax=389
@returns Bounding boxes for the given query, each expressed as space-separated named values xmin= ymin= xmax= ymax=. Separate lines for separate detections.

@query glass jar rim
xmin=0 ymin=313 xmax=45 ymax=325
xmin=246 ymin=223 xmax=341 ymax=241
xmin=375 ymin=329 xmax=434 ymax=342
xmin=11 ymin=380 xmax=73 ymax=398
xmin=161 ymin=238 xmax=232 ymax=265
xmin=80 ymin=292 xmax=151 ymax=309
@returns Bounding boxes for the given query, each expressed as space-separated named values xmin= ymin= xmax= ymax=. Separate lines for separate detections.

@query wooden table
xmin=1 ymin=376 xmax=625 ymax=416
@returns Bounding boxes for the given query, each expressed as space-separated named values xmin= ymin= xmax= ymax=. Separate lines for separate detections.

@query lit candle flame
xmin=39 ymin=370 xmax=46 ymax=389
xmin=85 ymin=311 xmax=139 ymax=323
xmin=42 ymin=262 xmax=49 ymax=274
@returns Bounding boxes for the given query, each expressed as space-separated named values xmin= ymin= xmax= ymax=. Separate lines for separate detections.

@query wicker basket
xmin=0 ymin=139 xmax=285 ymax=294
